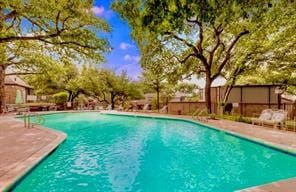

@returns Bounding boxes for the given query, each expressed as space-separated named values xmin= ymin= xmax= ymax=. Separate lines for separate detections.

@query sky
xmin=93 ymin=0 xmax=142 ymax=80
xmin=92 ymin=1 xmax=226 ymax=88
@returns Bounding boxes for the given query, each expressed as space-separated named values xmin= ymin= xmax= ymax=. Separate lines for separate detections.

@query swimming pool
xmin=12 ymin=112 xmax=296 ymax=191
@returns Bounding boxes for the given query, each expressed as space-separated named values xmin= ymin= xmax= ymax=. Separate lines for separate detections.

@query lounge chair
xmin=252 ymin=109 xmax=288 ymax=128
xmin=159 ymin=105 xmax=167 ymax=114
xmin=270 ymin=109 xmax=288 ymax=128
xmin=251 ymin=109 xmax=273 ymax=126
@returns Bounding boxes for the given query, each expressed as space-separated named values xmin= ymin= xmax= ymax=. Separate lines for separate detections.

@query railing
xmin=24 ymin=112 xmax=45 ymax=128
xmin=192 ymin=108 xmax=208 ymax=122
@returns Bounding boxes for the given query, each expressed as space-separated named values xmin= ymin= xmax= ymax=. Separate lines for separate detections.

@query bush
xmin=52 ymin=92 xmax=68 ymax=104
xmin=216 ymin=114 xmax=252 ymax=124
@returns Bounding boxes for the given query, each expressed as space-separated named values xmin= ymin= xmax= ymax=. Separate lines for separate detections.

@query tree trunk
xmin=111 ymin=92 xmax=115 ymax=110
xmin=0 ymin=65 xmax=6 ymax=113
xmin=223 ymin=85 xmax=233 ymax=103
xmin=68 ymin=91 xmax=73 ymax=102
xmin=205 ymin=74 xmax=212 ymax=114
xmin=156 ymin=87 xmax=160 ymax=112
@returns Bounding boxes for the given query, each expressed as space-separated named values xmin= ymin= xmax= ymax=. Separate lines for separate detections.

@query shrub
xmin=52 ymin=92 xmax=68 ymax=104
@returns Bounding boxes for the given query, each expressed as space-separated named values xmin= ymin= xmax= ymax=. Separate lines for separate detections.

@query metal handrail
xmin=24 ymin=112 xmax=45 ymax=128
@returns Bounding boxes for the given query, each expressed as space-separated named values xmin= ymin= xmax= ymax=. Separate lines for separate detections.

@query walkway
xmin=0 ymin=115 xmax=66 ymax=191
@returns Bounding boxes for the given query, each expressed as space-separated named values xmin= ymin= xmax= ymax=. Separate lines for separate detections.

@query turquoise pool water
xmin=13 ymin=112 xmax=296 ymax=192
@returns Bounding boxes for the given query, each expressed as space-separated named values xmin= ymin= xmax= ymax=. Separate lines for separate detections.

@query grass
xmin=189 ymin=109 xmax=296 ymax=131
xmin=216 ymin=114 xmax=296 ymax=131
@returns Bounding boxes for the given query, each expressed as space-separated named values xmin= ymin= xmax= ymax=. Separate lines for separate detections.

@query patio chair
xmin=143 ymin=104 xmax=149 ymax=112
xmin=124 ymin=104 xmax=134 ymax=112
xmin=106 ymin=104 xmax=112 ymax=110
xmin=94 ymin=105 xmax=104 ymax=110
xmin=252 ymin=109 xmax=288 ymax=128
xmin=269 ymin=109 xmax=288 ymax=128
xmin=118 ymin=105 xmax=124 ymax=111
xmin=159 ymin=105 xmax=167 ymax=114
xmin=251 ymin=109 xmax=273 ymax=126
xmin=5 ymin=105 xmax=15 ymax=113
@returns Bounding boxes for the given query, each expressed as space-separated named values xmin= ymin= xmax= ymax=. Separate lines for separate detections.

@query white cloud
xmin=91 ymin=6 xmax=113 ymax=18
xmin=124 ymin=54 xmax=140 ymax=62
xmin=120 ymin=42 xmax=133 ymax=50
xmin=92 ymin=6 xmax=105 ymax=16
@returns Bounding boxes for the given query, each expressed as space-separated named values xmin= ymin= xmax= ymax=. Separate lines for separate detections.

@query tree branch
xmin=212 ymin=29 xmax=249 ymax=79
xmin=4 ymin=10 xmax=17 ymax=20
xmin=164 ymin=31 xmax=199 ymax=54
xmin=5 ymin=72 xmax=42 ymax=76
xmin=38 ymin=38 xmax=98 ymax=50
xmin=197 ymin=22 xmax=203 ymax=54
xmin=208 ymin=24 xmax=223 ymax=66
xmin=0 ymin=30 xmax=62 ymax=43
xmin=173 ymin=54 xmax=196 ymax=64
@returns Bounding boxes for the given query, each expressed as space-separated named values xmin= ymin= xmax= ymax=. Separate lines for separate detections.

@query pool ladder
xmin=24 ymin=112 xmax=45 ymax=128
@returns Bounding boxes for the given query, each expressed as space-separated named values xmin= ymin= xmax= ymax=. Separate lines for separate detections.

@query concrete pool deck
xmin=0 ymin=115 xmax=66 ymax=191
xmin=0 ymin=111 xmax=295 ymax=191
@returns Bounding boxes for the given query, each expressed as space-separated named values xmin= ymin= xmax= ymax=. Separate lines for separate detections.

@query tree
xmin=220 ymin=1 xmax=296 ymax=103
xmin=26 ymin=60 xmax=83 ymax=102
xmin=230 ymin=1 xmax=296 ymax=95
xmin=80 ymin=68 xmax=143 ymax=109
xmin=0 ymin=0 xmax=110 ymax=112
xmin=140 ymin=42 xmax=176 ymax=111
xmin=112 ymin=0 xmax=284 ymax=113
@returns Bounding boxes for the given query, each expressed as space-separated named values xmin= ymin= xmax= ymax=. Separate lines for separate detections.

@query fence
xmin=168 ymin=102 xmax=206 ymax=115
xmin=168 ymin=102 xmax=296 ymax=118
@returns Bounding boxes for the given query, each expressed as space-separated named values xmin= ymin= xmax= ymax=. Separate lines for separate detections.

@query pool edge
xmin=1 ymin=120 xmax=67 ymax=192
xmin=7 ymin=111 xmax=296 ymax=192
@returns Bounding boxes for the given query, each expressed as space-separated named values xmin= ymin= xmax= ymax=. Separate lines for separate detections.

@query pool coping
xmin=3 ymin=110 xmax=296 ymax=192
xmin=1 ymin=117 xmax=67 ymax=192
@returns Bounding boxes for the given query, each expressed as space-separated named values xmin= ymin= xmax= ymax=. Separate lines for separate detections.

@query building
xmin=4 ymin=75 xmax=33 ymax=104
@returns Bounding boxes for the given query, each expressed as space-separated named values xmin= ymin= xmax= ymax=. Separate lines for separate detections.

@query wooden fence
xmin=168 ymin=102 xmax=296 ymax=118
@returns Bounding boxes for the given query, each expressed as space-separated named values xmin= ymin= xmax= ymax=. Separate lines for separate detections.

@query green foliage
xmin=25 ymin=60 xmax=82 ymax=101
xmin=0 ymin=0 xmax=111 ymax=111
xmin=52 ymin=92 xmax=68 ymax=104
xmin=79 ymin=67 xmax=144 ymax=107
xmin=216 ymin=114 xmax=252 ymax=124
xmin=184 ymin=93 xmax=199 ymax=102
xmin=113 ymin=0 xmax=296 ymax=112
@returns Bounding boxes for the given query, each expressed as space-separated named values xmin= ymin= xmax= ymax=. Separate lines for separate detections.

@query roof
xmin=282 ymin=93 xmax=296 ymax=102
xmin=210 ymin=84 xmax=283 ymax=88
xmin=5 ymin=75 xmax=33 ymax=89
